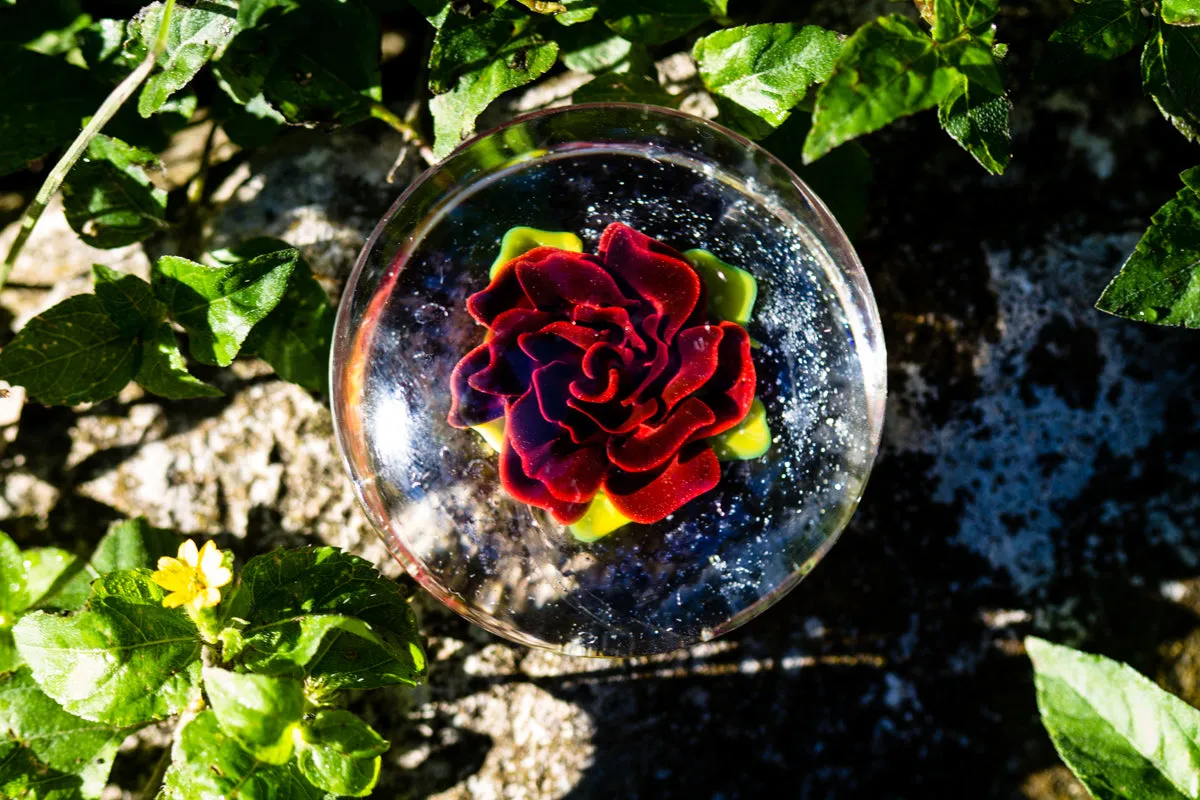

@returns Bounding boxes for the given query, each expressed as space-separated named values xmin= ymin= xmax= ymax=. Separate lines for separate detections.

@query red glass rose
xmin=448 ymin=223 xmax=756 ymax=525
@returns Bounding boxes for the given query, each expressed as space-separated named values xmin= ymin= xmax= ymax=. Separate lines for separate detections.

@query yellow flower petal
xmin=162 ymin=590 xmax=190 ymax=608
xmin=152 ymin=568 xmax=193 ymax=594
xmin=156 ymin=555 xmax=181 ymax=572
xmin=177 ymin=539 xmax=199 ymax=568
xmin=202 ymin=587 xmax=222 ymax=607
xmin=206 ymin=566 xmax=232 ymax=589
xmin=198 ymin=541 xmax=221 ymax=573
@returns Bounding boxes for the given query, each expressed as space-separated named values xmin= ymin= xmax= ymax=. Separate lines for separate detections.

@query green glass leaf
xmin=202 ymin=667 xmax=304 ymax=765
xmin=295 ymin=710 xmax=386 ymax=797
xmin=0 ymin=295 xmax=139 ymax=406
xmin=0 ymin=741 xmax=84 ymax=800
xmin=214 ymin=0 xmax=382 ymax=129
xmin=573 ymin=73 xmax=678 ymax=106
xmin=600 ymin=0 xmax=727 ymax=45
xmin=241 ymin=262 xmax=334 ymax=394
xmin=91 ymin=266 xmax=164 ymax=338
xmin=491 ymin=227 xmax=583 ymax=277
xmin=0 ymin=668 xmax=136 ymax=798
xmin=1028 ymin=636 xmax=1200 ymax=799
xmin=61 ymin=135 xmax=168 ymax=249
xmin=710 ymin=397 xmax=771 ymax=460
xmin=135 ymin=321 xmax=222 ymax=400
xmin=0 ymin=45 xmax=103 ymax=176
xmin=1047 ymin=0 xmax=1149 ymax=62
xmin=694 ymin=24 xmax=842 ymax=132
xmin=683 ymin=249 xmax=758 ymax=325
xmin=161 ymin=710 xmax=324 ymax=800
xmin=13 ymin=570 xmax=202 ymax=725
xmin=932 ymin=0 xmax=999 ymax=41
xmin=568 ymin=492 xmax=631 ymax=542
xmin=1163 ymin=0 xmax=1200 ymax=26
xmin=803 ymin=15 xmax=960 ymax=163
xmin=429 ymin=32 xmax=559 ymax=157
xmin=151 ymin=248 xmax=298 ymax=367
xmin=938 ymin=73 xmax=1011 ymax=175
xmin=129 ymin=0 xmax=239 ymax=117
xmin=1097 ymin=167 xmax=1200 ymax=326
xmin=235 ymin=547 xmax=426 ymax=690
xmin=1142 ymin=20 xmax=1200 ymax=142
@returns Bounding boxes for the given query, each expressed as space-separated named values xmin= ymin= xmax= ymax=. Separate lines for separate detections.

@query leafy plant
xmin=0 ymin=522 xmax=425 ymax=799
xmin=1027 ymin=637 xmax=1200 ymax=800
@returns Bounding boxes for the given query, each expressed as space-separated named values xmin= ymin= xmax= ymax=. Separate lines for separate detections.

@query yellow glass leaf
xmin=569 ymin=491 xmax=632 ymax=542
xmin=683 ymin=249 xmax=758 ymax=326
xmin=490 ymin=227 xmax=584 ymax=278
xmin=710 ymin=398 xmax=771 ymax=460
xmin=471 ymin=417 xmax=506 ymax=453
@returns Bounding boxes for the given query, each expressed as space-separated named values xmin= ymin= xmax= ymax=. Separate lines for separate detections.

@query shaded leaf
xmin=129 ymin=0 xmax=240 ymax=117
xmin=61 ymin=135 xmax=167 ymax=249
xmin=77 ymin=19 xmax=139 ymax=84
xmin=556 ymin=0 xmax=600 ymax=25
xmin=694 ymin=23 xmax=842 ymax=131
xmin=0 ymin=530 xmax=25 ymax=617
xmin=0 ymin=668 xmax=136 ymax=798
xmin=88 ymin=518 xmax=181 ymax=576
xmin=804 ymin=15 xmax=960 ymax=163
xmin=295 ymin=710 xmax=386 ymax=797
xmin=91 ymin=266 xmax=163 ymax=338
xmin=573 ymin=73 xmax=678 ymax=106
xmin=161 ymin=711 xmax=324 ymax=800
xmin=938 ymin=73 xmax=1011 ymax=174
xmin=600 ymin=0 xmax=726 ymax=45
xmin=13 ymin=570 xmax=202 ymax=725
xmin=0 ymin=295 xmax=139 ymax=406
xmin=151 ymin=249 xmax=298 ymax=367
xmin=240 ymin=255 xmax=334 ymax=394
xmin=1142 ymin=20 xmax=1200 ymax=141
xmin=0 ymin=46 xmax=103 ymax=176
xmin=1097 ymin=167 xmax=1200 ymax=326
xmin=135 ymin=321 xmax=222 ymax=399
xmin=0 ymin=741 xmax=84 ymax=800
xmin=202 ymin=667 xmax=304 ymax=765
xmin=1028 ymin=637 xmax=1200 ymax=800
xmin=1163 ymin=0 xmax=1200 ymax=26
xmin=932 ymin=0 xmax=999 ymax=41
xmin=559 ymin=28 xmax=636 ymax=73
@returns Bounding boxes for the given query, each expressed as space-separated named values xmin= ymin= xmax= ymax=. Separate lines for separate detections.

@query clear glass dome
xmin=331 ymin=104 xmax=886 ymax=656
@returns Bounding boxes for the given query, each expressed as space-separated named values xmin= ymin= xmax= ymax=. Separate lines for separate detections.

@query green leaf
xmin=0 ymin=530 xmax=25 ymax=617
xmin=938 ymin=73 xmax=1011 ymax=175
xmin=556 ymin=0 xmax=601 ymax=25
xmin=13 ymin=570 xmax=202 ymax=725
xmin=0 ymin=668 xmax=135 ymax=798
xmin=214 ymin=0 xmax=382 ymax=129
xmin=235 ymin=547 xmax=425 ymax=690
xmin=77 ymin=19 xmax=139 ymax=83
xmin=1142 ymin=20 xmax=1200 ymax=142
xmin=151 ymin=249 xmax=298 ymax=367
xmin=129 ymin=0 xmax=240 ymax=117
xmin=135 ymin=321 xmax=222 ymax=400
xmin=1163 ymin=0 xmax=1200 ymax=27
xmin=1028 ymin=636 xmax=1200 ymax=799
xmin=0 ymin=295 xmax=139 ymax=406
xmin=0 ymin=741 xmax=84 ymax=800
xmin=295 ymin=710 xmax=386 ymax=797
xmin=91 ymin=266 xmax=163 ymax=338
xmin=161 ymin=711 xmax=324 ymax=800
xmin=803 ymin=15 xmax=961 ymax=163
xmin=573 ymin=73 xmax=678 ymax=106
xmin=0 ymin=45 xmax=103 ymax=176
xmin=428 ymin=5 xmax=528 ymax=95
xmin=241 ymin=259 xmax=334 ymax=394
xmin=61 ymin=135 xmax=168 ymax=249
xmin=559 ymin=28 xmax=636 ymax=73
xmin=1097 ymin=167 xmax=1200 ymax=326
xmin=20 ymin=550 xmax=81 ymax=612
xmin=694 ymin=23 xmax=842 ymax=132
xmin=932 ymin=0 xmax=999 ymax=41
xmin=430 ymin=37 xmax=558 ymax=158
xmin=202 ymin=667 xmax=304 ymax=765
xmin=600 ymin=0 xmax=727 ymax=45
xmin=88 ymin=517 xmax=181 ymax=576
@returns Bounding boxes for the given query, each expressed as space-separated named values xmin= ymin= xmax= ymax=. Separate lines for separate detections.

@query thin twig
xmin=370 ymin=101 xmax=437 ymax=167
xmin=0 ymin=0 xmax=178 ymax=291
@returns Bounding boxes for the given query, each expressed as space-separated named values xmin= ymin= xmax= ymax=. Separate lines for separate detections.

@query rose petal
xmin=661 ymin=325 xmax=723 ymax=411
xmin=569 ymin=394 xmax=658 ymax=434
xmin=516 ymin=247 xmax=633 ymax=311
xmin=518 ymin=321 xmax=607 ymax=363
xmin=570 ymin=367 xmax=621 ymax=404
xmin=448 ymin=344 xmax=505 ymax=427
xmin=573 ymin=306 xmax=647 ymax=352
xmin=603 ymin=442 xmax=720 ymax=524
xmin=531 ymin=362 xmax=577 ymax=424
xmin=607 ymin=397 xmax=716 ymax=472
xmin=500 ymin=440 xmax=589 ymax=524
xmin=599 ymin=223 xmax=700 ymax=342
xmin=695 ymin=322 xmax=756 ymax=438
xmin=467 ymin=261 xmax=533 ymax=326
xmin=468 ymin=309 xmax=554 ymax=397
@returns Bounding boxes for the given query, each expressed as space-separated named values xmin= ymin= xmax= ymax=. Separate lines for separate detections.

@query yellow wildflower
xmin=151 ymin=539 xmax=232 ymax=611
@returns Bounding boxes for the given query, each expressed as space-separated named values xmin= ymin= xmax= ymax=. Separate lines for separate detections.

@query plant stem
xmin=0 ymin=0 xmax=178 ymax=291
xmin=370 ymin=101 xmax=437 ymax=166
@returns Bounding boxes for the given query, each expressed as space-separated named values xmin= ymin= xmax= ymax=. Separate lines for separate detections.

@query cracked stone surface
xmin=5 ymin=15 xmax=1200 ymax=800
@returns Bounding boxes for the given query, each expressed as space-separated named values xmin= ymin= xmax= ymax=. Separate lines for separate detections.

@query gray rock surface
xmin=4 ymin=32 xmax=1200 ymax=800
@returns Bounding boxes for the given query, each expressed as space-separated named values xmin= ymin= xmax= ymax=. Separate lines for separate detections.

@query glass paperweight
xmin=331 ymin=104 xmax=886 ymax=657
